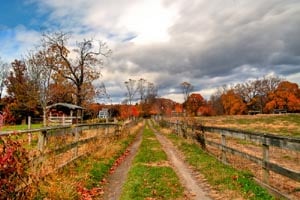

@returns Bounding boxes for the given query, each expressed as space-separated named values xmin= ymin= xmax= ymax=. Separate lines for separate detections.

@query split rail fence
xmin=0 ymin=121 xmax=134 ymax=179
xmin=160 ymin=119 xmax=300 ymax=198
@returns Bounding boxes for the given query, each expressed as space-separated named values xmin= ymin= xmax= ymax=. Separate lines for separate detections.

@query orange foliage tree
xmin=184 ymin=93 xmax=205 ymax=116
xmin=198 ymin=102 xmax=215 ymax=116
xmin=118 ymin=105 xmax=139 ymax=120
xmin=174 ymin=103 xmax=183 ymax=113
xmin=4 ymin=60 xmax=40 ymax=123
xmin=221 ymin=90 xmax=247 ymax=115
xmin=265 ymin=81 xmax=300 ymax=113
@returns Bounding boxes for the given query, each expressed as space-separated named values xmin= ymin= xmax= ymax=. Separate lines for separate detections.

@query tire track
xmin=101 ymin=127 xmax=143 ymax=200
xmin=149 ymin=121 xmax=212 ymax=200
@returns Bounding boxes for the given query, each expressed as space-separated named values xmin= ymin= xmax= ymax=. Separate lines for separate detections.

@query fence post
xmin=62 ymin=115 xmax=65 ymax=125
xmin=221 ymin=134 xmax=227 ymax=164
xmin=195 ymin=125 xmax=206 ymax=149
xmin=74 ymin=127 xmax=79 ymax=158
xmin=38 ymin=130 xmax=47 ymax=152
xmin=28 ymin=116 xmax=32 ymax=145
xmin=262 ymin=136 xmax=270 ymax=184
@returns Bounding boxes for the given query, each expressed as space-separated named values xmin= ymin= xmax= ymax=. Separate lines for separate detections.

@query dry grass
xmin=33 ymin=121 xmax=144 ymax=199
xmin=195 ymin=114 xmax=300 ymax=137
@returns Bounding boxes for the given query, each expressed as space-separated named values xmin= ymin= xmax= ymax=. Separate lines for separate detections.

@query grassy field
xmin=120 ymin=126 xmax=185 ymax=200
xmin=195 ymin=114 xmax=300 ymax=137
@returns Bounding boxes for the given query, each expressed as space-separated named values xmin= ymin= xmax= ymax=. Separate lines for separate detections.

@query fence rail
xmin=0 ymin=121 xmax=136 ymax=179
xmin=162 ymin=119 xmax=300 ymax=198
xmin=203 ymin=126 xmax=300 ymax=151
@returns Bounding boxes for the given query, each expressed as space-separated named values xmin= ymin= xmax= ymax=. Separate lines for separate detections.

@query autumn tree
xmin=198 ymin=100 xmax=215 ymax=116
xmin=184 ymin=93 xmax=205 ymax=116
xmin=234 ymin=76 xmax=282 ymax=113
xmin=265 ymin=81 xmax=300 ymax=113
xmin=210 ymin=76 xmax=282 ymax=115
xmin=118 ymin=104 xmax=139 ymax=120
xmin=221 ymin=89 xmax=247 ymax=115
xmin=5 ymin=60 xmax=39 ymax=123
xmin=174 ymin=103 xmax=183 ymax=113
xmin=42 ymin=32 xmax=111 ymax=107
xmin=48 ymin=72 xmax=75 ymax=104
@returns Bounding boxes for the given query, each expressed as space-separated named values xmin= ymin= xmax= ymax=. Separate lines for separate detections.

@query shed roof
xmin=46 ymin=103 xmax=85 ymax=110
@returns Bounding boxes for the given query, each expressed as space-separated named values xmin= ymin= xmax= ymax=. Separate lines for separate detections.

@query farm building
xmin=98 ymin=108 xmax=109 ymax=119
xmin=46 ymin=103 xmax=85 ymax=125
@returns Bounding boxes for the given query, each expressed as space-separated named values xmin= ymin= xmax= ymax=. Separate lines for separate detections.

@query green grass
xmin=87 ymin=158 xmax=114 ymax=189
xmin=120 ymin=127 xmax=185 ymax=200
xmin=133 ymin=128 xmax=167 ymax=163
xmin=1 ymin=124 xmax=43 ymax=131
xmin=166 ymin=133 xmax=274 ymax=200
xmin=87 ymin=132 xmax=139 ymax=189
xmin=121 ymin=165 xmax=183 ymax=200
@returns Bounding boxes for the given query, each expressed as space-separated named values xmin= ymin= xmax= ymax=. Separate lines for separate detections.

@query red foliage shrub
xmin=0 ymin=135 xmax=32 ymax=199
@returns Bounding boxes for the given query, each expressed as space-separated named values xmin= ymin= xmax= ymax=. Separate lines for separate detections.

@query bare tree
xmin=233 ymin=76 xmax=282 ymax=113
xmin=146 ymin=82 xmax=158 ymax=101
xmin=0 ymin=58 xmax=9 ymax=101
xmin=27 ymin=49 xmax=54 ymax=126
xmin=137 ymin=78 xmax=146 ymax=101
xmin=181 ymin=82 xmax=193 ymax=102
xmin=42 ymin=32 xmax=111 ymax=107
xmin=95 ymin=82 xmax=110 ymax=103
xmin=124 ymin=79 xmax=138 ymax=105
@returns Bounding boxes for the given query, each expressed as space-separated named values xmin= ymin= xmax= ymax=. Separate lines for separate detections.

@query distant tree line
xmin=209 ymin=76 xmax=300 ymax=115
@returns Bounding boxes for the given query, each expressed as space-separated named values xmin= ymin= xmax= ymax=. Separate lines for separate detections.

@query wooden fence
xmin=161 ymin=120 xmax=300 ymax=198
xmin=0 ymin=121 xmax=135 ymax=179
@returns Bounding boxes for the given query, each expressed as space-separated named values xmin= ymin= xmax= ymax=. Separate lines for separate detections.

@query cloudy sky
xmin=0 ymin=0 xmax=300 ymax=103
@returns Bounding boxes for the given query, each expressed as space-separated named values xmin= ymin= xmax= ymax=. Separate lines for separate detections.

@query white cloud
xmin=0 ymin=26 xmax=40 ymax=62
xmin=118 ymin=0 xmax=179 ymax=44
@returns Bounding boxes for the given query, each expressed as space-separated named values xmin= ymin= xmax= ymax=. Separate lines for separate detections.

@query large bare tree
xmin=42 ymin=32 xmax=111 ymax=107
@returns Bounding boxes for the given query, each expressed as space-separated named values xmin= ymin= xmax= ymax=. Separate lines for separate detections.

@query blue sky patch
xmin=0 ymin=0 xmax=47 ymax=30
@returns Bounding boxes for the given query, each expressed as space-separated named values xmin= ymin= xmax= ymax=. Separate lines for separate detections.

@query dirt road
xmin=149 ymin=124 xmax=212 ymax=200
xmin=102 ymin=122 xmax=212 ymax=200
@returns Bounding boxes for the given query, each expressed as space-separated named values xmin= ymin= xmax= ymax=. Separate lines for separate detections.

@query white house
xmin=98 ymin=108 xmax=109 ymax=118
